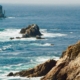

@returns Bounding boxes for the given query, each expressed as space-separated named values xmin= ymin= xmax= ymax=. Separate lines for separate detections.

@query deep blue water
xmin=0 ymin=4 xmax=80 ymax=79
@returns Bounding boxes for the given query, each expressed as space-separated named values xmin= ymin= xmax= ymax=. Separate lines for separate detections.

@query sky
xmin=0 ymin=0 xmax=80 ymax=5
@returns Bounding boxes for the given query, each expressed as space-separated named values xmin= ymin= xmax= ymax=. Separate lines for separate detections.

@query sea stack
xmin=20 ymin=24 xmax=42 ymax=38
xmin=0 ymin=5 xmax=5 ymax=18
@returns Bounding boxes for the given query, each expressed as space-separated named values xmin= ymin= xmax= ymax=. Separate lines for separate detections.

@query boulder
xmin=7 ymin=72 xmax=14 ymax=76
xmin=9 ymin=24 xmax=44 ymax=40
xmin=10 ymin=37 xmax=14 ymax=40
xmin=20 ymin=24 xmax=42 ymax=38
xmin=7 ymin=59 xmax=56 ymax=77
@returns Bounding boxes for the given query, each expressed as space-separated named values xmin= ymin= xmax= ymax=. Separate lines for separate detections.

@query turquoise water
xmin=0 ymin=4 xmax=80 ymax=80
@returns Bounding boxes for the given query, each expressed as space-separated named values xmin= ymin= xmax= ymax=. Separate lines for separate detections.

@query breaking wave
xmin=0 ymin=28 xmax=67 ymax=42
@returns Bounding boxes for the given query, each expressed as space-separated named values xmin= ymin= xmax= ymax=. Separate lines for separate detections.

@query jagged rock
xmin=7 ymin=41 xmax=80 ymax=80
xmin=10 ymin=37 xmax=14 ymax=40
xmin=7 ymin=59 xmax=56 ymax=77
xmin=0 ymin=5 xmax=5 ymax=18
xmin=16 ymin=37 xmax=21 ymax=39
xmin=41 ymin=41 xmax=80 ymax=80
xmin=20 ymin=24 xmax=42 ymax=38
xmin=20 ymin=28 xmax=26 ymax=34
xmin=7 ymin=72 xmax=14 ymax=76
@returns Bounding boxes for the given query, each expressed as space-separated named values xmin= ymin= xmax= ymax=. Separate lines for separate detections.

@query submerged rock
xmin=9 ymin=24 xmax=44 ymax=40
xmin=10 ymin=37 xmax=14 ymax=40
xmin=7 ymin=72 xmax=14 ymax=76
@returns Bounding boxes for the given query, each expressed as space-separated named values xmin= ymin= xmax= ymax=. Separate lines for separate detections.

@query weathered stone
xmin=41 ymin=41 xmax=80 ymax=80
xmin=8 ymin=59 xmax=56 ymax=77
xmin=7 ymin=41 xmax=80 ymax=80
xmin=10 ymin=37 xmax=14 ymax=40
xmin=20 ymin=24 xmax=42 ymax=38
xmin=36 ymin=35 xmax=45 ymax=39
xmin=9 ymin=24 xmax=44 ymax=40
xmin=0 ymin=5 xmax=5 ymax=18
xmin=16 ymin=37 xmax=21 ymax=39
xmin=7 ymin=72 xmax=14 ymax=76
xmin=20 ymin=28 xmax=26 ymax=34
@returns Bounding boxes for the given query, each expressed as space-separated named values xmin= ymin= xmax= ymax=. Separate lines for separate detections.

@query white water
xmin=0 ymin=55 xmax=59 ymax=80
xmin=0 ymin=28 xmax=67 ymax=42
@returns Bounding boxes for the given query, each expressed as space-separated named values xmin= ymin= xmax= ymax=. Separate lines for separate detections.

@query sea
xmin=0 ymin=4 xmax=80 ymax=80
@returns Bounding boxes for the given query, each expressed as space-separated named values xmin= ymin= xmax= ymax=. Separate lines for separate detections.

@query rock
xmin=8 ymin=59 xmax=56 ymax=77
xmin=10 ymin=37 xmax=21 ymax=40
xmin=10 ymin=37 xmax=14 ymax=40
xmin=9 ymin=24 xmax=44 ymax=40
xmin=7 ymin=72 xmax=14 ymax=76
xmin=0 ymin=5 xmax=5 ymax=18
xmin=20 ymin=24 xmax=42 ymax=38
xmin=41 ymin=41 xmax=80 ymax=80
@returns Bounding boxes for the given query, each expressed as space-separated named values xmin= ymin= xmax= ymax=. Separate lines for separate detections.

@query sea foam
xmin=0 ymin=29 xmax=21 ymax=41
xmin=0 ymin=28 xmax=67 ymax=42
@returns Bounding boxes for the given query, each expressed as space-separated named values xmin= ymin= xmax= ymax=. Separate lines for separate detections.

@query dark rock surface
xmin=20 ymin=24 xmax=42 ymax=38
xmin=0 ymin=5 xmax=5 ymax=18
xmin=7 ymin=72 xmax=14 ymax=76
xmin=10 ymin=24 xmax=44 ymax=40
xmin=36 ymin=35 xmax=45 ymax=39
xmin=7 ymin=59 xmax=56 ymax=77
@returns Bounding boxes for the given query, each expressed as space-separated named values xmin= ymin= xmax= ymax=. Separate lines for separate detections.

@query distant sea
xmin=0 ymin=4 xmax=80 ymax=80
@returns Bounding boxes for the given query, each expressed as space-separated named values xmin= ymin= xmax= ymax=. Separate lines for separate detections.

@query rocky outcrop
xmin=7 ymin=59 xmax=56 ymax=77
xmin=10 ymin=24 xmax=44 ymax=40
xmin=41 ymin=41 xmax=80 ymax=80
xmin=20 ymin=24 xmax=42 ymax=38
xmin=7 ymin=41 xmax=80 ymax=80
xmin=0 ymin=5 xmax=5 ymax=18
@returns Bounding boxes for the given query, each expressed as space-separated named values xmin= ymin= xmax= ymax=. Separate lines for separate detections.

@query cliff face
xmin=10 ymin=24 xmax=44 ymax=40
xmin=41 ymin=41 xmax=80 ymax=80
xmin=8 ymin=41 xmax=80 ymax=80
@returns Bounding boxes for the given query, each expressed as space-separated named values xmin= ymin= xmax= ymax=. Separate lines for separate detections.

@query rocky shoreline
xmin=7 ymin=41 xmax=80 ymax=80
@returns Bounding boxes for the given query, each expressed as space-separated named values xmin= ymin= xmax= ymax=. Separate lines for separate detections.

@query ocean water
xmin=0 ymin=4 xmax=80 ymax=80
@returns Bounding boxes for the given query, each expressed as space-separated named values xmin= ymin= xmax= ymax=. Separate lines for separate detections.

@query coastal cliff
xmin=41 ymin=41 xmax=80 ymax=80
xmin=8 ymin=41 xmax=80 ymax=80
